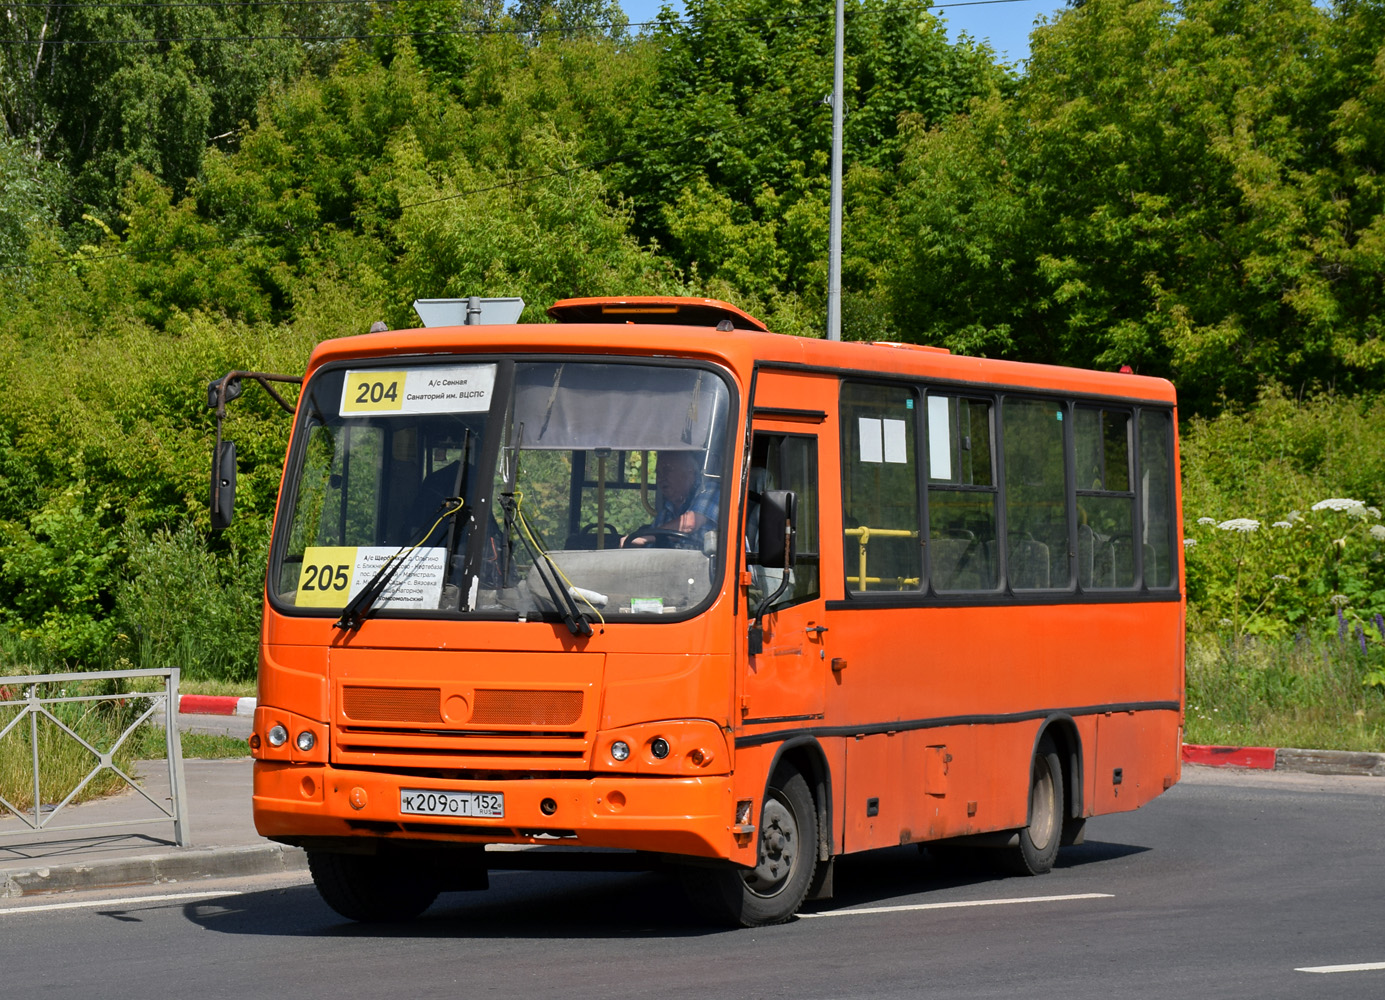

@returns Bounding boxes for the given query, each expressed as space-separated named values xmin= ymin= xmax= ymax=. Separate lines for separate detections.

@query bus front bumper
xmin=253 ymin=761 xmax=746 ymax=862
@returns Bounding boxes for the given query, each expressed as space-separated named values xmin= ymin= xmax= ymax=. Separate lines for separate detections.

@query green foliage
xmin=0 ymin=0 xmax=1383 ymax=732
xmin=0 ymin=136 xmax=64 ymax=271
xmin=0 ymin=0 xmax=308 ymax=216
xmin=1185 ymin=632 xmax=1385 ymax=751
xmin=1180 ymin=389 xmax=1385 ymax=639
xmin=1183 ymin=505 xmax=1385 ymax=640
xmin=886 ymin=0 xmax=1385 ymax=410
xmin=617 ymin=0 xmax=1007 ymax=307
xmin=115 ymin=522 xmax=263 ymax=683
xmin=0 ymin=484 xmax=120 ymax=664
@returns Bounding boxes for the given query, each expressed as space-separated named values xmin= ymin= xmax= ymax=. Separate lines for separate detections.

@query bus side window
xmin=926 ymin=395 xmax=998 ymax=592
xmin=1139 ymin=409 xmax=1178 ymax=588
xmin=1002 ymin=398 xmax=1071 ymax=591
xmin=746 ymin=433 xmax=819 ymax=615
xmin=841 ymin=382 xmax=921 ymax=594
xmin=1074 ymin=407 xmax=1136 ymax=589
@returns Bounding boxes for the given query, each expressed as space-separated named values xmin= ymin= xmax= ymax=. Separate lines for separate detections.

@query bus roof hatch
xmin=547 ymin=296 xmax=769 ymax=332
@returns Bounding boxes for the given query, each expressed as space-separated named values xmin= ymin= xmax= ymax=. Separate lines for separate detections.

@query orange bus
xmin=216 ymin=296 xmax=1184 ymax=925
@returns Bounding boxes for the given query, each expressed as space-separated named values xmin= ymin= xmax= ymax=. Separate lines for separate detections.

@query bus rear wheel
xmin=999 ymin=736 xmax=1064 ymax=876
xmin=680 ymin=770 xmax=818 ymax=927
xmin=307 ymin=848 xmax=440 ymax=923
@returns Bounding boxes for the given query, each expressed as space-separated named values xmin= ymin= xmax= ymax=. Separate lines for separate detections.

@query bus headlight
xmin=267 ymin=724 xmax=289 ymax=747
xmin=296 ymin=730 xmax=317 ymax=752
xmin=610 ymin=740 xmax=631 ymax=762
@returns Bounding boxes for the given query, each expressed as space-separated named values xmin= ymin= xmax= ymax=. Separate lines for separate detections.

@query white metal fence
xmin=0 ymin=668 xmax=189 ymax=845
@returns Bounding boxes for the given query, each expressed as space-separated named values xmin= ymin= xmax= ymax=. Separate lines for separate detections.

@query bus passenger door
xmin=740 ymin=429 xmax=828 ymax=726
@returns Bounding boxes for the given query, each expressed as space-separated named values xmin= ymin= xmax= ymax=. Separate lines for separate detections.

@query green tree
xmin=885 ymin=0 xmax=1385 ymax=411
xmin=614 ymin=0 xmax=1007 ymax=312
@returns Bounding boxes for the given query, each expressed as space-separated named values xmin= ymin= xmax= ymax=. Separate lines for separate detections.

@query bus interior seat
xmin=1008 ymin=533 xmax=1051 ymax=589
xmin=930 ymin=530 xmax=995 ymax=592
xmin=870 ymin=528 xmax=921 ymax=591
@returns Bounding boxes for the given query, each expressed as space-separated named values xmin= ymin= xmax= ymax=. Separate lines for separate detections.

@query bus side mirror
xmin=756 ymin=490 xmax=796 ymax=568
xmin=210 ymin=439 xmax=237 ymax=530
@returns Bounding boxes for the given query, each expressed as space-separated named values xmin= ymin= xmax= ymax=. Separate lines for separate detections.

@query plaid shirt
xmin=656 ymin=482 xmax=719 ymax=535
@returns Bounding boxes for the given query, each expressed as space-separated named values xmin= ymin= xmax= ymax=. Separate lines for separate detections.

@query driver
xmin=628 ymin=450 xmax=718 ymax=546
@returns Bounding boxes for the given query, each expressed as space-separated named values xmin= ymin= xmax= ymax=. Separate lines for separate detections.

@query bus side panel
xmin=1093 ymin=709 xmax=1181 ymax=815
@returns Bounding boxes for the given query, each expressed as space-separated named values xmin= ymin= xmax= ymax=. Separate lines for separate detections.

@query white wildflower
xmin=1218 ymin=518 xmax=1260 ymax=533
xmin=1272 ymin=521 xmax=1292 ymax=529
xmin=1370 ymin=525 xmax=1385 ymax=541
xmin=1183 ymin=538 xmax=1197 ymax=548
xmin=1330 ymin=594 xmax=1350 ymax=607
xmin=1287 ymin=510 xmax=1303 ymax=522
xmin=1197 ymin=517 xmax=1217 ymax=526
xmin=1218 ymin=618 xmax=1233 ymax=627
xmin=1272 ymin=574 xmax=1290 ymax=582
xmin=1369 ymin=507 xmax=1382 ymax=519
xmin=1312 ymin=498 xmax=1366 ymax=514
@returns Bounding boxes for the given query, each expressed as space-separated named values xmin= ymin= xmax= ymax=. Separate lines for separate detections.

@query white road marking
xmin=1296 ymin=962 xmax=1385 ymax=974
xmin=0 ymin=890 xmax=241 ymax=916
xmin=799 ymin=892 xmax=1114 ymax=918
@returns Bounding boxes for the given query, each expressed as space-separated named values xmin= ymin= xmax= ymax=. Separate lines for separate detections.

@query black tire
xmin=998 ymin=736 xmax=1064 ymax=876
xmin=307 ymin=849 xmax=440 ymax=923
xmin=680 ymin=770 xmax=818 ymax=926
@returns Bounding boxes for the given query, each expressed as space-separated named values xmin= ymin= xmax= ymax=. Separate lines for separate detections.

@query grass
xmin=0 ymin=692 xmax=151 ymax=812
xmin=1185 ymin=630 xmax=1385 ymax=752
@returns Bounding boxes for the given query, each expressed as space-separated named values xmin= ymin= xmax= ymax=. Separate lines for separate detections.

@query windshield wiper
xmin=335 ymin=496 xmax=466 ymax=632
xmin=499 ymin=491 xmax=592 ymax=637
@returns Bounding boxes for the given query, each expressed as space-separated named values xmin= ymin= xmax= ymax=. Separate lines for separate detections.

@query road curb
xmin=1 ymin=843 xmax=307 ymax=899
xmin=1183 ymin=743 xmax=1385 ymax=777
xmin=178 ymin=695 xmax=256 ymax=717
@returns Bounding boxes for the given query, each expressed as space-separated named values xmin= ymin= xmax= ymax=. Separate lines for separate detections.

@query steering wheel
xmin=575 ymin=522 xmax=623 ymax=549
xmin=624 ymin=526 xmax=692 ymax=549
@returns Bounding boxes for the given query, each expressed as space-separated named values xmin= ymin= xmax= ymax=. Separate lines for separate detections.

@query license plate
xmin=400 ymin=788 xmax=504 ymax=818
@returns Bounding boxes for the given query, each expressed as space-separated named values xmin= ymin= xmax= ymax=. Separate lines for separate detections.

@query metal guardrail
xmin=0 ymin=668 xmax=189 ymax=846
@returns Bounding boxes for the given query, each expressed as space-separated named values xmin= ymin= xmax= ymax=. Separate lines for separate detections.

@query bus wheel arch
xmin=680 ymin=739 xmax=829 ymax=926
xmin=1033 ymin=714 xmax=1087 ymax=847
xmin=1000 ymin=728 xmax=1065 ymax=876
xmin=763 ymin=737 xmax=834 ymax=862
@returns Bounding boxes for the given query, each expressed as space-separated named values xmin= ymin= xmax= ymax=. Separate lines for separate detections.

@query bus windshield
xmin=270 ymin=359 xmax=734 ymax=623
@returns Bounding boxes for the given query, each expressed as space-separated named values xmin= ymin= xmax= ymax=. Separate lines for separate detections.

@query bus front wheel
xmin=307 ymin=848 xmax=440 ymax=923
xmin=680 ymin=770 xmax=818 ymax=927
xmin=1000 ymin=736 xmax=1064 ymax=876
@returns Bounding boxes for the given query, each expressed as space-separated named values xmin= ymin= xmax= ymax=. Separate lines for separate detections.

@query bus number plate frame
xmin=400 ymin=789 xmax=504 ymax=819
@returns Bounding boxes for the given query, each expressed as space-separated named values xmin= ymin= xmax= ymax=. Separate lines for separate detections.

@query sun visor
xmin=512 ymin=363 xmax=730 ymax=452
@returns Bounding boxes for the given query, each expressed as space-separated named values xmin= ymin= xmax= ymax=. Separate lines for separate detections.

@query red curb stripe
xmin=179 ymin=694 xmax=239 ymax=716
xmin=1182 ymin=743 xmax=1276 ymax=769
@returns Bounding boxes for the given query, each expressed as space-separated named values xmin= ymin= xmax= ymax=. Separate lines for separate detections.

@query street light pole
xmin=826 ymin=0 xmax=845 ymax=341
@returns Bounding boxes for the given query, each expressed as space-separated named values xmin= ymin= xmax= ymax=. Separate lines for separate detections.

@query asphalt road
xmin=2 ymin=767 xmax=1382 ymax=999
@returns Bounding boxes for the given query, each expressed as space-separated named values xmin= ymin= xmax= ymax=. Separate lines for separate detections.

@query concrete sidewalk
xmin=0 ymin=757 xmax=304 ymax=899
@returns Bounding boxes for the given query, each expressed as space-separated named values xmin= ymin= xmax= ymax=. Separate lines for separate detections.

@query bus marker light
xmin=650 ymin=737 xmax=670 ymax=759
xmin=611 ymin=741 xmax=631 ymax=762
xmin=267 ymin=724 xmax=288 ymax=747
xmin=349 ymin=787 xmax=368 ymax=810
xmin=688 ymin=748 xmax=712 ymax=767
xmin=736 ymin=799 xmax=753 ymax=826
xmin=296 ymin=730 xmax=316 ymax=752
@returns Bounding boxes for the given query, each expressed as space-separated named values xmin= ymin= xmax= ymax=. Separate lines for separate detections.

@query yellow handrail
xmin=843 ymin=525 xmax=918 ymax=592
